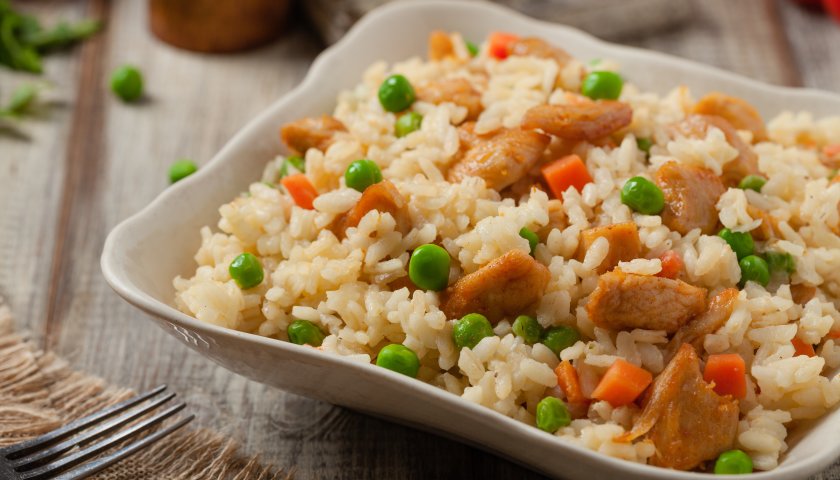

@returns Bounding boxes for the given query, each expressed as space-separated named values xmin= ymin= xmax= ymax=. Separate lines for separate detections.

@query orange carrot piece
xmin=541 ymin=154 xmax=593 ymax=199
xmin=590 ymin=359 xmax=652 ymax=407
xmin=703 ymin=353 xmax=747 ymax=399
xmin=792 ymin=337 xmax=816 ymax=357
xmin=281 ymin=173 xmax=318 ymax=210
xmin=555 ymin=360 xmax=587 ymax=405
xmin=823 ymin=143 xmax=840 ymax=158
xmin=828 ymin=330 xmax=840 ymax=340
xmin=656 ymin=250 xmax=684 ymax=279
xmin=487 ymin=32 xmax=519 ymax=60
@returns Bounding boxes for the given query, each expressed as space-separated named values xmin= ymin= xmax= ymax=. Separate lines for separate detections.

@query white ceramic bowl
xmin=101 ymin=1 xmax=840 ymax=478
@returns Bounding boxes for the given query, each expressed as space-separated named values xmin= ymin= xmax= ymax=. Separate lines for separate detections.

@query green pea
xmin=580 ymin=71 xmax=623 ymax=100
xmin=452 ymin=313 xmax=495 ymax=350
xmin=395 ymin=111 xmax=423 ymax=137
xmin=466 ymin=40 xmax=479 ymax=57
xmin=764 ymin=251 xmax=796 ymax=274
xmin=344 ymin=159 xmax=383 ymax=192
xmin=535 ymin=397 xmax=571 ymax=433
xmin=168 ymin=159 xmax=197 ymax=184
xmin=228 ymin=253 xmax=264 ymax=289
xmin=376 ymin=344 xmax=420 ymax=378
xmin=718 ymin=228 xmax=755 ymax=261
xmin=714 ymin=449 xmax=753 ymax=474
xmin=739 ymin=255 xmax=770 ymax=287
xmin=738 ymin=174 xmax=766 ymax=192
xmin=519 ymin=227 xmax=539 ymax=256
xmin=287 ymin=319 xmax=325 ymax=347
xmin=408 ymin=244 xmax=451 ymax=291
xmin=110 ymin=65 xmax=143 ymax=102
xmin=620 ymin=176 xmax=664 ymax=215
xmin=279 ymin=155 xmax=305 ymax=179
xmin=378 ymin=74 xmax=415 ymax=112
xmin=636 ymin=137 xmax=653 ymax=154
xmin=512 ymin=315 xmax=542 ymax=345
xmin=541 ymin=326 xmax=580 ymax=356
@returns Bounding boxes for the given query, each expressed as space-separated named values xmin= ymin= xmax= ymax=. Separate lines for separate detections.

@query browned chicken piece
xmin=521 ymin=101 xmax=633 ymax=142
xmin=537 ymin=199 xmax=567 ymax=242
xmin=578 ymin=222 xmax=642 ymax=274
xmin=442 ymin=249 xmax=550 ymax=323
xmin=692 ymin=92 xmax=768 ymax=143
xmin=416 ymin=77 xmax=483 ymax=121
xmin=280 ymin=115 xmax=347 ymax=155
xmin=509 ymin=37 xmax=572 ymax=69
xmin=664 ymin=288 xmax=739 ymax=363
xmin=672 ymin=114 xmax=760 ymax=187
xmin=791 ymin=284 xmax=818 ymax=305
xmin=428 ymin=30 xmax=455 ymax=61
xmin=333 ymin=180 xmax=410 ymax=236
xmin=746 ymin=204 xmax=780 ymax=241
xmin=447 ymin=128 xmax=550 ymax=191
xmin=586 ymin=270 xmax=707 ymax=334
xmin=617 ymin=343 xmax=739 ymax=470
xmin=655 ymin=161 xmax=726 ymax=235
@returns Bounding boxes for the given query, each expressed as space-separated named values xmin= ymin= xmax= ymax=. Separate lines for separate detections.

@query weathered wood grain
xmin=2 ymin=0 xmax=840 ymax=478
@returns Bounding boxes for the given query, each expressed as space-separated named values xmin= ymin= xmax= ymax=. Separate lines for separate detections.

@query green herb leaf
xmin=3 ymin=83 xmax=39 ymax=115
xmin=22 ymin=19 xmax=101 ymax=50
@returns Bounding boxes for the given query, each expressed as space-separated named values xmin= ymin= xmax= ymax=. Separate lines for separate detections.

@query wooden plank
xmin=626 ymin=0 xmax=802 ymax=87
xmin=0 ymin=0 xmax=91 ymax=343
xmin=776 ymin=0 xmax=840 ymax=93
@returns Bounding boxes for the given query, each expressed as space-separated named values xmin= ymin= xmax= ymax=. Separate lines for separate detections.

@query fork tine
xmin=49 ymin=415 xmax=194 ymax=480
xmin=18 ymin=402 xmax=187 ymax=480
xmin=2 ymin=385 xmax=167 ymax=459
xmin=11 ymin=392 xmax=177 ymax=469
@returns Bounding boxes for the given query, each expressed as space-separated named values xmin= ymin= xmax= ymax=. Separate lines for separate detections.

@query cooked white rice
xmin=173 ymin=31 xmax=840 ymax=471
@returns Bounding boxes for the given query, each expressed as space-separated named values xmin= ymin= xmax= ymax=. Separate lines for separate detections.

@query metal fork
xmin=0 ymin=385 xmax=194 ymax=480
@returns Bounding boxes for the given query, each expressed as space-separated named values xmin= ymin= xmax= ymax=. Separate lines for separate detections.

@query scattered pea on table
xmin=620 ymin=176 xmax=664 ymax=215
xmin=408 ymin=244 xmax=451 ymax=291
xmin=344 ymin=158 xmax=382 ymax=192
xmin=168 ymin=159 xmax=198 ymax=183
xmin=376 ymin=344 xmax=420 ymax=378
xmin=110 ymin=65 xmax=144 ymax=102
xmin=581 ymin=70 xmax=623 ymax=100
xmin=378 ymin=74 xmax=415 ymax=112
xmin=535 ymin=396 xmax=571 ymax=433
xmin=287 ymin=319 xmax=325 ymax=347
xmin=228 ymin=252 xmax=264 ymax=289
xmin=452 ymin=313 xmax=495 ymax=350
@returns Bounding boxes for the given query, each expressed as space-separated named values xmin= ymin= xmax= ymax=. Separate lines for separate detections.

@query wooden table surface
xmin=2 ymin=1 xmax=839 ymax=478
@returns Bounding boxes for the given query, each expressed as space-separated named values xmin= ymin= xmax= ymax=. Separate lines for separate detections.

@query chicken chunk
xmin=664 ymin=288 xmax=739 ymax=362
xmin=692 ymin=92 xmax=767 ymax=143
xmin=509 ymin=37 xmax=572 ymax=69
xmin=579 ymin=222 xmax=642 ymax=274
xmin=333 ymin=180 xmax=409 ymax=235
xmin=447 ymin=128 xmax=550 ymax=191
xmin=746 ymin=204 xmax=779 ymax=241
xmin=672 ymin=114 xmax=760 ymax=187
xmin=521 ymin=101 xmax=633 ymax=142
xmin=442 ymin=249 xmax=550 ymax=323
xmin=655 ymin=161 xmax=726 ymax=235
xmin=428 ymin=30 xmax=455 ymax=61
xmin=280 ymin=115 xmax=347 ymax=155
xmin=416 ymin=77 xmax=483 ymax=121
xmin=618 ymin=343 xmax=739 ymax=470
xmin=586 ymin=270 xmax=707 ymax=333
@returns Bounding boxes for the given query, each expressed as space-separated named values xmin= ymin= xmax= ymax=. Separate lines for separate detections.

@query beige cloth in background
xmin=0 ymin=301 xmax=288 ymax=480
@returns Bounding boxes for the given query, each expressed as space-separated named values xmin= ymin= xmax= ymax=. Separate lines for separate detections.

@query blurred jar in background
xmin=149 ymin=0 xmax=291 ymax=53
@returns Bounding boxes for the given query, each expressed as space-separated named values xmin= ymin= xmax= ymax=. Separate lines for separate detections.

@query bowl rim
xmin=101 ymin=1 xmax=840 ymax=478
